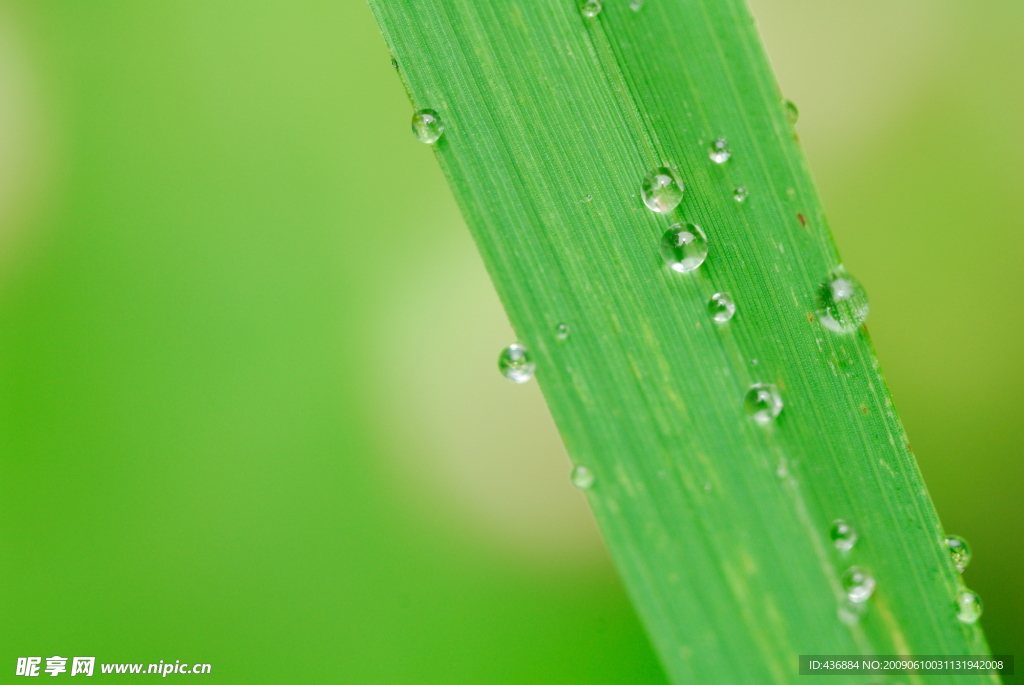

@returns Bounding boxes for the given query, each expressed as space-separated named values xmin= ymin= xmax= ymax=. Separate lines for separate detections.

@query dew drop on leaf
xmin=744 ymin=383 xmax=782 ymax=423
xmin=411 ymin=109 xmax=444 ymax=144
xmin=957 ymin=589 xmax=983 ymax=623
xmin=708 ymin=292 xmax=736 ymax=323
xmin=842 ymin=566 xmax=876 ymax=603
xmin=817 ymin=269 xmax=869 ymax=333
xmin=571 ymin=465 xmax=595 ymax=490
xmin=709 ymin=138 xmax=731 ymax=164
xmin=641 ymin=167 xmax=685 ymax=213
xmin=498 ymin=342 xmax=535 ymax=383
xmin=580 ymin=0 xmax=602 ymax=18
xmin=733 ymin=186 xmax=748 ymax=203
xmin=830 ymin=519 xmax=858 ymax=552
xmin=946 ymin=535 xmax=972 ymax=573
xmin=659 ymin=223 xmax=708 ymax=272
xmin=555 ymin=323 xmax=570 ymax=340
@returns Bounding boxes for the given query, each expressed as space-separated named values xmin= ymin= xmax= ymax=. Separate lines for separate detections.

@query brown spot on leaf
xmin=797 ymin=213 xmax=806 ymax=227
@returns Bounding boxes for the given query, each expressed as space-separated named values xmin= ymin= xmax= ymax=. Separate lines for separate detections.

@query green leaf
xmin=367 ymin=0 xmax=997 ymax=681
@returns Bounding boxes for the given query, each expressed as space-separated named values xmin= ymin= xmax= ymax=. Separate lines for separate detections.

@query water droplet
xmin=390 ymin=57 xmax=399 ymax=69
xmin=659 ymin=223 xmax=708 ymax=272
xmin=784 ymin=99 xmax=799 ymax=125
xmin=412 ymin=109 xmax=444 ymax=144
xmin=708 ymin=292 xmax=736 ymax=323
xmin=580 ymin=0 xmax=602 ymax=17
xmin=945 ymin=535 xmax=972 ymax=573
xmin=956 ymin=589 xmax=983 ymax=623
xmin=744 ymin=383 xmax=782 ymax=423
xmin=830 ymin=520 xmax=858 ymax=552
xmin=842 ymin=566 xmax=876 ymax=603
xmin=555 ymin=323 xmax=570 ymax=340
xmin=709 ymin=138 xmax=731 ymax=164
xmin=629 ymin=0 xmax=644 ymax=10
xmin=571 ymin=465 xmax=595 ymax=489
xmin=498 ymin=342 xmax=535 ymax=383
xmin=733 ymin=186 xmax=748 ymax=203
xmin=817 ymin=269 xmax=869 ymax=333
xmin=640 ymin=167 xmax=685 ymax=213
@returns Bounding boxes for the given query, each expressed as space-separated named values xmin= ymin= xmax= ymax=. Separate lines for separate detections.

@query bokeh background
xmin=0 ymin=0 xmax=1020 ymax=682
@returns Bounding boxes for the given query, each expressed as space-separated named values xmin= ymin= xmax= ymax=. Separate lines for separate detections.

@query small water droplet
xmin=744 ymin=383 xmax=782 ymax=423
xmin=784 ymin=99 xmax=799 ymax=125
xmin=830 ymin=520 xmax=858 ymax=552
xmin=390 ymin=57 xmax=399 ymax=69
xmin=580 ymin=0 xmax=602 ymax=17
xmin=733 ymin=186 xmax=749 ymax=203
xmin=842 ymin=566 xmax=876 ymax=603
xmin=412 ymin=109 xmax=444 ymax=144
xmin=817 ymin=269 xmax=869 ymax=333
xmin=945 ymin=535 xmax=972 ymax=573
xmin=498 ymin=342 xmax=535 ymax=383
xmin=641 ymin=167 xmax=685 ymax=213
xmin=659 ymin=223 xmax=708 ymax=273
xmin=709 ymin=138 xmax=731 ymax=164
xmin=630 ymin=0 xmax=644 ymax=10
xmin=555 ymin=323 xmax=570 ymax=340
xmin=956 ymin=589 xmax=983 ymax=623
xmin=571 ymin=465 xmax=595 ymax=489
xmin=708 ymin=292 xmax=736 ymax=323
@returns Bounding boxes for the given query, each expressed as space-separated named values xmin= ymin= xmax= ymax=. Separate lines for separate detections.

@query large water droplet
xmin=659 ymin=223 xmax=708 ymax=272
xmin=571 ymin=465 xmax=595 ymax=489
xmin=412 ymin=109 xmax=445 ymax=144
xmin=830 ymin=520 xmax=858 ymax=552
xmin=957 ymin=589 xmax=983 ymax=623
xmin=629 ymin=0 xmax=644 ymax=10
xmin=555 ymin=323 xmax=570 ymax=341
xmin=580 ymin=0 xmax=602 ymax=17
xmin=946 ymin=535 xmax=972 ymax=573
xmin=784 ymin=99 xmax=799 ymax=125
xmin=498 ymin=342 xmax=535 ymax=383
xmin=709 ymin=138 xmax=731 ymax=164
xmin=641 ymin=167 xmax=685 ymax=213
xmin=817 ymin=269 xmax=869 ymax=333
xmin=708 ymin=292 xmax=736 ymax=323
xmin=733 ymin=186 xmax=749 ymax=203
xmin=744 ymin=383 xmax=782 ymax=423
xmin=842 ymin=566 xmax=876 ymax=603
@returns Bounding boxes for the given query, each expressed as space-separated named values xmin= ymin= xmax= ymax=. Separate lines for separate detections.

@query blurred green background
xmin=0 ymin=0 xmax=1019 ymax=682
